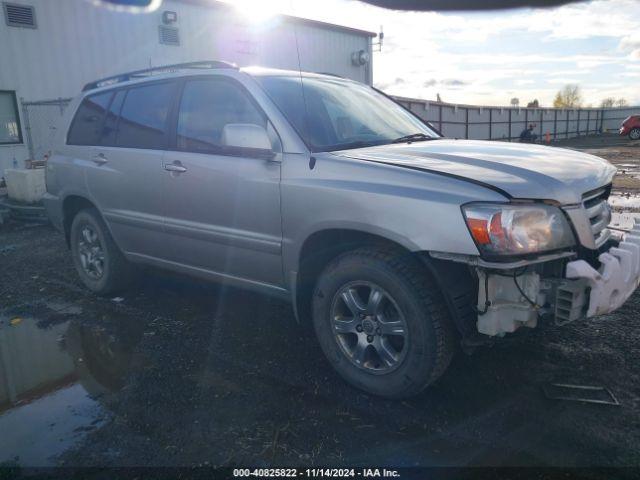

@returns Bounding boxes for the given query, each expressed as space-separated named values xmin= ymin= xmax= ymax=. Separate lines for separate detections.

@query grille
xmin=582 ymin=186 xmax=612 ymax=248
xmin=3 ymin=2 xmax=36 ymax=28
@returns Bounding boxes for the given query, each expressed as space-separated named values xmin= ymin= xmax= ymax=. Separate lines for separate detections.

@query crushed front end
xmin=433 ymin=184 xmax=640 ymax=337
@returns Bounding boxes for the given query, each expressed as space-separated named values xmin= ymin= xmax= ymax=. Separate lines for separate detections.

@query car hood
xmin=334 ymin=139 xmax=616 ymax=205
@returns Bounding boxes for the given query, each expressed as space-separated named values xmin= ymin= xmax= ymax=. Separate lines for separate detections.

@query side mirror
xmin=221 ymin=124 xmax=275 ymax=159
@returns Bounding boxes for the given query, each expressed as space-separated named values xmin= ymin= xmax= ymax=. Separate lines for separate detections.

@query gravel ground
xmin=0 ymin=134 xmax=639 ymax=473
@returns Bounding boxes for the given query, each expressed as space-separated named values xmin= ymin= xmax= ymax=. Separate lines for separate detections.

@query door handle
xmin=164 ymin=162 xmax=187 ymax=173
xmin=92 ymin=153 xmax=108 ymax=165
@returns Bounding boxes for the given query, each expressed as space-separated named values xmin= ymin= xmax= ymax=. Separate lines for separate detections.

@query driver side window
xmin=176 ymin=78 xmax=266 ymax=153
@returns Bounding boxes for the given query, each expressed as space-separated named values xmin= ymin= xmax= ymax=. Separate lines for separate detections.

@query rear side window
xmin=176 ymin=78 xmax=266 ymax=153
xmin=67 ymin=92 xmax=112 ymax=145
xmin=116 ymin=82 xmax=175 ymax=150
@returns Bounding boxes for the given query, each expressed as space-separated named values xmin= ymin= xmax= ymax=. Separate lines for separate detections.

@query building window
xmin=3 ymin=2 xmax=36 ymax=29
xmin=0 ymin=91 xmax=22 ymax=144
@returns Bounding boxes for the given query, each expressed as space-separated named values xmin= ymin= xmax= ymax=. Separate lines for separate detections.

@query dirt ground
xmin=1 ymin=134 xmax=639 ymax=474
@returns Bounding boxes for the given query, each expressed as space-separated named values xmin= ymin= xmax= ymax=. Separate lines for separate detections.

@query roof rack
xmin=82 ymin=60 xmax=238 ymax=92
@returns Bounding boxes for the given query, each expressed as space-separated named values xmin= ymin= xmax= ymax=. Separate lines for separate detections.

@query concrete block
xmin=5 ymin=169 xmax=46 ymax=204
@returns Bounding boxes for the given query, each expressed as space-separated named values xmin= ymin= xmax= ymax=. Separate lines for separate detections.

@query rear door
xmin=161 ymin=76 xmax=283 ymax=287
xmin=83 ymin=81 xmax=178 ymax=258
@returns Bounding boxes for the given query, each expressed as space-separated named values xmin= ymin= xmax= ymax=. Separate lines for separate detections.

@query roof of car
xmin=82 ymin=62 xmax=353 ymax=94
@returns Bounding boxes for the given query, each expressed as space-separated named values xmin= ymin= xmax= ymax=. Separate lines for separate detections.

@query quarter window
xmin=67 ymin=91 xmax=112 ymax=146
xmin=116 ymin=82 xmax=175 ymax=150
xmin=0 ymin=91 xmax=21 ymax=144
xmin=176 ymin=79 xmax=266 ymax=153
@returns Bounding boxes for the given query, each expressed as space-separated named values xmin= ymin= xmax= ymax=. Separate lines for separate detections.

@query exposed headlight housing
xmin=462 ymin=203 xmax=575 ymax=258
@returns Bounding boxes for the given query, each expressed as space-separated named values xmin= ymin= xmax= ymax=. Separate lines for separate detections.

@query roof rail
xmin=82 ymin=60 xmax=238 ymax=92
xmin=317 ymin=72 xmax=345 ymax=79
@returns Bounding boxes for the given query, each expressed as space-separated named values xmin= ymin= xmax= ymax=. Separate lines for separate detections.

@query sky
xmin=232 ymin=0 xmax=640 ymax=107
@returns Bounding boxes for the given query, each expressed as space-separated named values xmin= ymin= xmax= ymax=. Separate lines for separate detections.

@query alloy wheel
xmin=77 ymin=224 xmax=105 ymax=280
xmin=330 ymin=281 xmax=409 ymax=374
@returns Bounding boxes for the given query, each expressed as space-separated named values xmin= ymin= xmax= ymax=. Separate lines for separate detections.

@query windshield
xmin=256 ymin=75 xmax=438 ymax=152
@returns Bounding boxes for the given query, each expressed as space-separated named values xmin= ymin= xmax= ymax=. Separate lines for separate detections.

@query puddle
xmin=0 ymin=309 xmax=143 ymax=466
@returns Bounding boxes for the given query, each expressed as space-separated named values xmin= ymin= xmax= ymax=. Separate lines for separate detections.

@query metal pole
xmin=539 ymin=110 xmax=543 ymax=139
xmin=439 ymin=104 xmax=443 ymax=133
xmin=488 ymin=108 xmax=492 ymax=140
xmin=553 ymin=109 xmax=557 ymax=140
xmin=566 ymin=110 xmax=570 ymax=139
xmin=577 ymin=109 xmax=580 ymax=136
xmin=20 ymin=97 xmax=35 ymax=160
xmin=587 ymin=110 xmax=590 ymax=135
xmin=465 ymin=108 xmax=469 ymax=139
xmin=508 ymin=109 xmax=512 ymax=142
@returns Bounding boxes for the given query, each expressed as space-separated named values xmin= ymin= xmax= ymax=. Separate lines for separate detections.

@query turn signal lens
xmin=467 ymin=218 xmax=490 ymax=245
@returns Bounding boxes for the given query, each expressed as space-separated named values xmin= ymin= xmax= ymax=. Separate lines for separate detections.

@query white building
xmin=0 ymin=0 xmax=375 ymax=176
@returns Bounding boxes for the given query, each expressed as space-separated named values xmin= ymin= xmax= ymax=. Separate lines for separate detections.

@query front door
xmin=161 ymin=77 xmax=283 ymax=287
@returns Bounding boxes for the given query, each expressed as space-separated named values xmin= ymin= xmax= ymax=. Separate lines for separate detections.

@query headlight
xmin=462 ymin=203 xmax=575 ymax=257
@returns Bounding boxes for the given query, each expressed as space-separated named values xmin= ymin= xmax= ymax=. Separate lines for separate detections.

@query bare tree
xmin=553 ymin=84 xmax=583 ymax=108
xmin=616 ymin=98 xmax=629 ymax=107
xmin=600 ymin=97 xmax=616 ymax=108
xmin=527 ymin=99 xmax=539 ymax=108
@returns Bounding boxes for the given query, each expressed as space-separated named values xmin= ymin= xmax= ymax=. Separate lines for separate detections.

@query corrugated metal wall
xmin=0 ymin=0 xmax=372 ymax=173
xmin=394 ymin=96 xmax=637 ymax=141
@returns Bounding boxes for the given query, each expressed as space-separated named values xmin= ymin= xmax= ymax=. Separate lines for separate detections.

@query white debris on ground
xmin=609 ymin=192 xmax=640 ymax=230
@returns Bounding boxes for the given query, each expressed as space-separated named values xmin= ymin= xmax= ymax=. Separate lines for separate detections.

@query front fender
xmin=281 ymin=152 xmax=508 ymax=276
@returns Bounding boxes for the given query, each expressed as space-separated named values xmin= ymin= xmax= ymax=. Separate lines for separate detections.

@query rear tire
xmin=629 ymin=128 xmax=640 ymax=141
xmin=312 ymin=247 xmax=454 ymax=398
xmin=70 ymin=208 xmax=133 ymax=295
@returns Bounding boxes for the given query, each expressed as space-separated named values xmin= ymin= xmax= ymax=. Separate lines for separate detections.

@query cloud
xmin=421 ymin=78 xmax=468 ymax=87
xmin=441 ymin=79 xmax=468 ymax=86
xmin=285 ymin=0 xmax=640 ymax=106
xmin=620 ymin=34 xmax=640 ymax=62
xmin=547 ymin=78 xmax=582 ymax=84
xmin=375 ymin=77 xmax=406 ymax=89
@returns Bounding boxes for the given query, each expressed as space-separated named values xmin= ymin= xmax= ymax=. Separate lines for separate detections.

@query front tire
xmin=70 ymin=208 xmax=133 ymax=295
xmin=629 ymin=128 xmax=640 ymax=141
xmin=312 ymin=247 xmax=454 ymax=398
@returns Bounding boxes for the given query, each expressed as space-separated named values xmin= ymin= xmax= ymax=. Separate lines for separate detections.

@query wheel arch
xmin=292 ymin=228 xmax=477 ymax=340
xmin=61 ymin=195 xmax=118 ymax=250
xmin=293 ymin=229 xmax=411 ymax=323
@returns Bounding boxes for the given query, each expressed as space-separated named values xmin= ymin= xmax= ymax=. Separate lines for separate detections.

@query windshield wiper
xmin=391 ymin=133 xmax=437 ymax=144
xmin=323 ymin=139 xmax=388 ymax=152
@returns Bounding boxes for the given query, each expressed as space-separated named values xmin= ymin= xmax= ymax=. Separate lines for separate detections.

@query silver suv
xmin=44 ymin=61 xmax=640 ymax=398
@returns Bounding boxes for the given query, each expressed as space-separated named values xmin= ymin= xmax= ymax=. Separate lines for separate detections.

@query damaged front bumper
xmin=566 ymin=221 xmax=640 ymax=317
xmin=476 ymin=222 xmax=640 ymax=336
xmin=433 ymin=221 xmax=640 ymax=337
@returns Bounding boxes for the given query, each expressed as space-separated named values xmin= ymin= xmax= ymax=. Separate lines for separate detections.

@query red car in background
xmin=620 ymin=115 xmax=640 ymax=140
